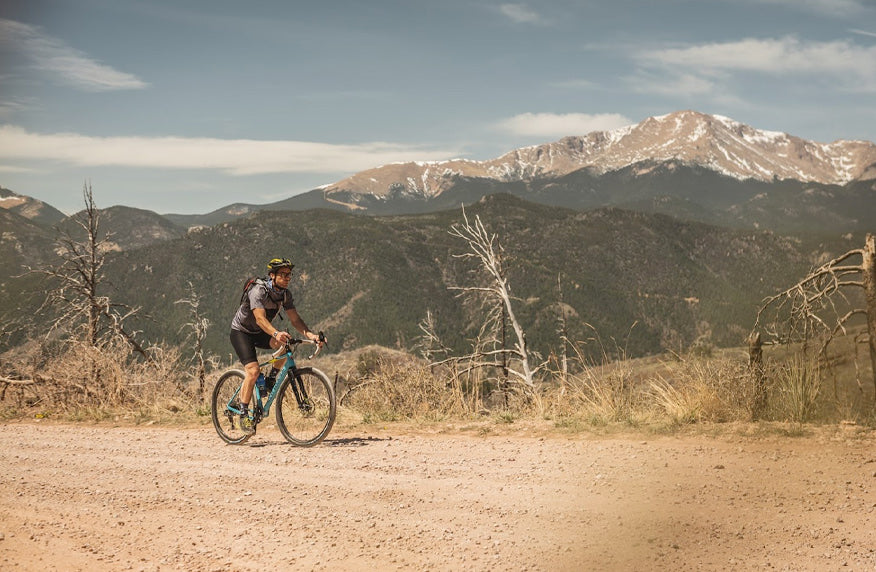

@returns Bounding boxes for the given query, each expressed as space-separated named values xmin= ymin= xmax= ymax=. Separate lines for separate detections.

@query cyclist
xmin=230 ymin=257 xmax=322 ymax=433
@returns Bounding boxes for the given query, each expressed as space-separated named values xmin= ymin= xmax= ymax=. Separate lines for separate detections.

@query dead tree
xmin=556 ymin=274 xmax=570 ymax=389
xmin=753 ymin=233 xmax=876 ymax=396
xmin=446 ymin=208 xmax=537 ymax=391
xmin=175 ymin=281 xmax=214 ymax=400
xmin=416 ymin=310 xmax=452 ymax=364
xmin=748 ymin=331 xmax=767 ymax=419
xmin=29 ymin=182 xmax=151 ymax=360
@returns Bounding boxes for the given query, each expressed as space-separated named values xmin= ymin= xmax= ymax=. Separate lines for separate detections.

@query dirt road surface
xmin=1 ymin=421 xmax=875 ymax=571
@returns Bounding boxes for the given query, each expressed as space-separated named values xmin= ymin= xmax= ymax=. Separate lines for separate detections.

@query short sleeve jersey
xmin=230 ymin=280 xmax=296 ymax=335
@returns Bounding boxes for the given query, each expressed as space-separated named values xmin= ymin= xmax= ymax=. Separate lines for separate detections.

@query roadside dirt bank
xmin=1 ymin=421 xmax=875 ymax=571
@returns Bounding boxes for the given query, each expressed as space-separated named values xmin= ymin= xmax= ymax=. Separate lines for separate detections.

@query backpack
xmin=240 ymin=276 xmax=287 ymax=318
xmin=240 ymin=276 xmax=268 ymax=305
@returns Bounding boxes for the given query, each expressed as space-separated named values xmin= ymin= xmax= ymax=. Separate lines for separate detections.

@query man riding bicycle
xmin=230 ymin=257 xmax=322 ymax=434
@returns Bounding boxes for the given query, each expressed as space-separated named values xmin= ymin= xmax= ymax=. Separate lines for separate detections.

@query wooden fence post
xmin=862 ymin=233 xmax=876 ymax=399
xmin=748 ymin=331 xmax=766 ymax=419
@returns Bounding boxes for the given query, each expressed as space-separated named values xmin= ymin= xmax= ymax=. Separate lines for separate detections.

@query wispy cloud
xmin=550 ymin=78 xmax=598 ymax=90
xmin=635 ymin=36 xmax=876 ymax=94
xmin=498 ymin=4 xmax=543 ymax=24
xmin=0 ymin=126 xmax=462 ymax=175
xmin=496 ymin=112 xmax=633 ymax=137
xmin=850 ymin=28 xmax=876 ymax=38
xmin=0 ymin=99 xmax=29 ymax=119
xmin=0 ymin=19 xmax=147 ymax=91
xmin=642 ymin=36 xmax=876 ymax=75
xmin=628 ymin=72 xmax=717 ymax=97
xmin=0 ymin=164 xmax=36 ymax=174
xmin=745 ymin=0 xmax=869 ymax=17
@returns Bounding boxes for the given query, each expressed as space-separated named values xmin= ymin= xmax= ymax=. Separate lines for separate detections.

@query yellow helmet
xmin=267 ymin=257 xmax=293 ymax=272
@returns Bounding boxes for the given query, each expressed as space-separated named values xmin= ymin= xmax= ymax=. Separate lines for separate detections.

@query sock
xmin=240 ymin=403 xmax=249 ymax=415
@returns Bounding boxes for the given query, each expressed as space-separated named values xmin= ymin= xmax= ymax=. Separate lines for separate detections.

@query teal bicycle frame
xmin=225 ymin=341 xmax=315 ymax=423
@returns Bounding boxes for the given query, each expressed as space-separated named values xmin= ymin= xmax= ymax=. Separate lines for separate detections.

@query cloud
xmin=636 ymin=36 xmax=876 ymax=93
xmin=0 ymin=99 xmax=28 ymax=119
xmin=0 ymin=164 xmax=35 ymax=174
xmin=629 ymin=72 xmax=716 ymax=97
xmin=498 ymin=4 xmax=543 ymax=24
xmin=850 ymin=28 xmax=876 ymax=38
xmin=0 ymin=126 xmax=463 ymax=175
xmin=746 ymin=0 xmax=869 ymax=17
xmin=643 ymin=36 xmax=875 ymax=75
xmin=496 ymin=112 xmax=633 ymax=137
xmin=0 ymin=19 xmax=147 ymax=91
xmin=550 ymin=78 xmax=598 ymax=90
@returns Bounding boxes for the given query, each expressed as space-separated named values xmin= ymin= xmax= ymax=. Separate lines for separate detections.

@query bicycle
xmin=211 ymin=333 xmax=336 ymax=446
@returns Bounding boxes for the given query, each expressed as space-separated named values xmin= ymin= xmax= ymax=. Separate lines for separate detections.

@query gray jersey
xmin=230 ymin=280 xmax=295 ymax=334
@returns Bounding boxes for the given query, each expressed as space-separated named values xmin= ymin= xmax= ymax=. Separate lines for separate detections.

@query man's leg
xmin=239 ymin=360 xmax=260 ymax=407
xmin=230 ymin=330 xmax=261 ymax=433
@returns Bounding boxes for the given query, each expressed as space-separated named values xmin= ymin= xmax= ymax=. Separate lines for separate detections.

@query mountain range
xmin=8 ymin=193 xmax=848 ymax=361
xmin=1 ymin=110 xmax=873 ymax=358
xmin=323 ymin=110 xmax=876 ymax=198
xmin=155 ymin=110 xmax=876 ymax=233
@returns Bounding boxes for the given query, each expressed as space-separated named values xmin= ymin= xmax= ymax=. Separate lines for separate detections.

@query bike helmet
xmin=267 ymin=257 xmax=294 ymax=272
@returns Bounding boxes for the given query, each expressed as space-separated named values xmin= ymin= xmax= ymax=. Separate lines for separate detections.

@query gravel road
xmin=1 ymin=421 xmax=875 ymax=571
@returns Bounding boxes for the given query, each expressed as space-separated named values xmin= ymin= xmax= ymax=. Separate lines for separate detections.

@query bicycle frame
xmin=222 ymin=340 xmax=315 ymax=420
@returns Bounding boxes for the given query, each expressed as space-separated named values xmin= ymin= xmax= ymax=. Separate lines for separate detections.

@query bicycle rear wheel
xmin=275 ymin=367 xmax=336 ymax=447
xmin=211 ymin=369 xmax=252 ymax=445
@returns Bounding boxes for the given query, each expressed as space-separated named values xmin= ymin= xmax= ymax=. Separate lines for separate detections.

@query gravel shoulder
xmin=1 ymin=420 xmax=875 ymax=571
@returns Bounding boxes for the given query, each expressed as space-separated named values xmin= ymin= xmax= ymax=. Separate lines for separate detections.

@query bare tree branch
xmin=175 ymin=281 xmax=214 ymax=400
xmin=444 ymin=207 xmax=538 ymax=390
xmin=753 ymin=235 xmax=876 ymax=398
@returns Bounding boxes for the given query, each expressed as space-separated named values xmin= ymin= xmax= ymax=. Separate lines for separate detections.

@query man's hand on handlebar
xmin=305 ymin=330 xmax=327 ymax=347
xmin=273 ymin=330 xmax=292 ymax=344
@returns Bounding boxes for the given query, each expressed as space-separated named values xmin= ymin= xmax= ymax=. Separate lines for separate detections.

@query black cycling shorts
xmin=230 ymin=329 xmax=273 ymax=366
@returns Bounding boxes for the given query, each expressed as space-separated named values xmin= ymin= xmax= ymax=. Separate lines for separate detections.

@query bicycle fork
xmin=289 ymin=372 xmax=313 ymax=413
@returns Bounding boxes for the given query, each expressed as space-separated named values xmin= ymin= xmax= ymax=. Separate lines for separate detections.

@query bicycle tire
xmin=211 ymin=369 xmax=253 ymax=445
xmin=275 ymin=367 xmax=336 ymax=447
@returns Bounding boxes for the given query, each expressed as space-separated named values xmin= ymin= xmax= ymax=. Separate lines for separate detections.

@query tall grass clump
xmin=550 ymin=357 xmax=643 ymax=427
xmin=339 ymin=351 xmax=470 ymax=422
xmin=772 ymin=354 xmax=822 ymax=423
xmin=648 ymin=356 xmax=760 ymax=425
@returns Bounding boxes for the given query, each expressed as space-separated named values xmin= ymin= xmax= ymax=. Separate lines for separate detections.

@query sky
xmin=0 ymin=0 xmax=875 ymax=215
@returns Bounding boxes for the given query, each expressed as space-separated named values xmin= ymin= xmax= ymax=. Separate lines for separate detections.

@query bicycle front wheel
xmin=275 ymin=367 xmax=336 ymax=447
xmin=211 ymin=369 xmax=252 ymax=445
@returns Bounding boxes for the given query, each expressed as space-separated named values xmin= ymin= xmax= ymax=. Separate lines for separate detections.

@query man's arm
xmin=253 ymin=308 xmax=278 ymax=337
xmin=286 ymin=308 xmax=320 ymax=342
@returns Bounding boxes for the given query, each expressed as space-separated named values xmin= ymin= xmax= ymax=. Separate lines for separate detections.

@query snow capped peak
xmin=325 ymin=111 xmax=876 ymax=198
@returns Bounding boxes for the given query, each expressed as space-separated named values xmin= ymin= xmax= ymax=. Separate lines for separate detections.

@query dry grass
xmin=770 ymin=354 xmax=822 ymax=424
xmin=0 ymin=337 xmax=208 ymax=423
xmin=2 ymin=334 xmax=874 ymax=431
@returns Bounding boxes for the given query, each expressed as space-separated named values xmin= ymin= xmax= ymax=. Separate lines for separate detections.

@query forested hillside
xmin=64 ymin=194 xmax=849 ymax=362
